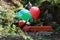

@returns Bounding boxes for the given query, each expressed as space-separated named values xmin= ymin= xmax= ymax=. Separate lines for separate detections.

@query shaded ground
xmin=0 ymin=32 xmax=60 ymax=40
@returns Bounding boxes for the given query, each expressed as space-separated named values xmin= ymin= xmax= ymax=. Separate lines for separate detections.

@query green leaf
xmin=56 ymin=0 xmax=60 ymax=4
xmin=10 ymin=31 xmax=15 ymax=37
xmin=56 ymin=26 xmax=60 ymax=31
xmin=24 ymin=36 xmax=33 ymax=40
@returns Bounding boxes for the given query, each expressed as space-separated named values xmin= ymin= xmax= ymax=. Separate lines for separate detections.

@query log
xmin=23 ymin=26 xmax=53 ymax=32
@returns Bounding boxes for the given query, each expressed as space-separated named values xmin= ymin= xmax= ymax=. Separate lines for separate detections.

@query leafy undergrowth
xmin=0 ymin=24 xmax=33 ymax=40
xmin=0 ymin=0 xmax=33 ymax=40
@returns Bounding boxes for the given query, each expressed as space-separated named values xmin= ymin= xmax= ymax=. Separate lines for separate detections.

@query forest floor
xmin=0 ymin=32 xmax=60 ymax=40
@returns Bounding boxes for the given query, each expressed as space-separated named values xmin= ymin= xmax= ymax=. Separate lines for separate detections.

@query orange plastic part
xmin=18 ymin=20 xmax=25 ymax=27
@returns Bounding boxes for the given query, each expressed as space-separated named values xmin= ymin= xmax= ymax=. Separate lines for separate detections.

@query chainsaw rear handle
xmin=11 ymin=19 xmax=30 ymax=29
